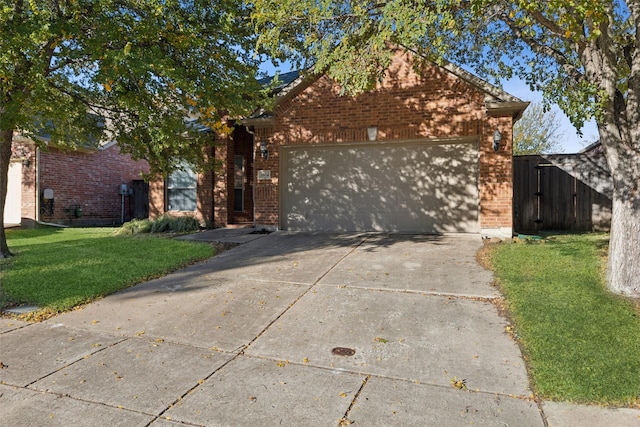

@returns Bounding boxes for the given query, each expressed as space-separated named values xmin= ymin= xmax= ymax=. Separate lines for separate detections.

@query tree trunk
xmin=599 ymin=122 xmax=640 ymax=297
xmin=608 ymin=193 xmax=640 ymax=297
xmin=0 ymin=128 xmax=15 ymax=258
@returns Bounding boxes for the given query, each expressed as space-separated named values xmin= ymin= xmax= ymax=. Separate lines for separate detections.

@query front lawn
xmin=0 ymin=227 xmax=213 ymax=318
xmin=487 ymin=233 xmax=640 ymax=406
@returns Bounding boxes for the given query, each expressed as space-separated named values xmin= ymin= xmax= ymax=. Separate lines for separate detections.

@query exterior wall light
xmin=260 ymin=139 xmax=269 ymax=160
xmin=493 ymin=129 xmax=502 ymax=152
xmin=367 ymin=126 xmax=377 ymax=141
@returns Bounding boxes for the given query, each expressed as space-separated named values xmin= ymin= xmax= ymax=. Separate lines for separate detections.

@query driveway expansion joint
xmin=239 ymin=237 xmax=368 ymax=356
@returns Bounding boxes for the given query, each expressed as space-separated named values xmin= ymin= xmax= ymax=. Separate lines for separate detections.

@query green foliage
xmin=251 ymin=0 xmax=628 ymax=130
xmin=1 ymin=0 xmax=265 ymax=175
xmin=513 ymin=102 xmax=564 ymax=154
xmin=491 ymin=234 xmax=640 ymax=405
xmin=116 ymin=215 xmax=200 ymax=235
xmin=114 ymin=218 xmax=153 ymax=235
xmin=0 ymin=227 xmax=213 ymax=314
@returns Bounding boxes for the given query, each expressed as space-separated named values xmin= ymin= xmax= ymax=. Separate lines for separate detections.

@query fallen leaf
xmin=374 ymin=337 xmax=388 ymax=343
xmin=303 ymin=357 xmax=310 ymax=364
xmin=450 ymin=376 xmax=467 ymax=390
xmin=135 ymin=331 xmax=145 ymax=337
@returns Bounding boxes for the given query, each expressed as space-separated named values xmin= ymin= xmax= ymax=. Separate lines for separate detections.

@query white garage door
xmin=282 ymin=139 xmax=479 ymax=233
xmin=5 ymin=160 xmax=22 ymax=226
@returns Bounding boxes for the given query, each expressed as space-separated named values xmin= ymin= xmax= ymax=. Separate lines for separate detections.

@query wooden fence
xmin=513 ymin=154 xmax=612 ymax=233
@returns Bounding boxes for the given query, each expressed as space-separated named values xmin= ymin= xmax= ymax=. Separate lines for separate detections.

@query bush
xmin=114 ymin=218 xmax=153 ymax=235
xmin=117 ymin=215 xmax=200 ymax=235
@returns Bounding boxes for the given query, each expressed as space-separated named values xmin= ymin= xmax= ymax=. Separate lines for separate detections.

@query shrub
xmin=114 ymin=218 xmax=153 ymax=235
xmin=117 ymin=215 xmax=200 ymax=235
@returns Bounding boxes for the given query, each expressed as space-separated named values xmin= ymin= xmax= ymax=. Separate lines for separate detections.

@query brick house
xmin=150 ymin=48 xmax=528 ymax=237
xmin=7 ymin=135 xmax=150 ymax=227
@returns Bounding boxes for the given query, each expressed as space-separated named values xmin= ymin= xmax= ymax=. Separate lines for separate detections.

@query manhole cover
xmin=331 ymin=347 xmax=356 ymax=356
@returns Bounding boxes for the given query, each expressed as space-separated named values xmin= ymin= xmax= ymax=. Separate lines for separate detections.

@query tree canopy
xmin=252 ymin=0 xmax=629 ymax=132
xmin=1 ymin=0 xmax=264 ymax=175
xmin=0 ymin=0 xmax=266 ymax=257
xmin=513 ymin=102 xmax=564 ymax=155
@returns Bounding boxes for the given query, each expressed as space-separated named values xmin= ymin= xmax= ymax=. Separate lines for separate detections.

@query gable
xmin=245 ymin=47 xmax=527 ymax=133
xmin=272 ymin=49 xmax=491 ymax=144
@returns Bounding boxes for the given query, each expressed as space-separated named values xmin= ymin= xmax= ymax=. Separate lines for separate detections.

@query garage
xmin=281 ymin=138 xmax=479 ymax=233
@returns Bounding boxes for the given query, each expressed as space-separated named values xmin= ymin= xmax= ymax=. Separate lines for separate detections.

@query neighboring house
xmin=6 ymin=134 xmax=150 ymax=227
xmin=150 ymin=48 xmax=528 ymax=237
xmin=513 ymin=142 xmax=612 ymax=232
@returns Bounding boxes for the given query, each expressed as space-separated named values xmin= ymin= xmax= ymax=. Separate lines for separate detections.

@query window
xmin=167 ymin=164 xmax=197 ymax=212
xmin=234 ymin=155 xmax=244 ymax=212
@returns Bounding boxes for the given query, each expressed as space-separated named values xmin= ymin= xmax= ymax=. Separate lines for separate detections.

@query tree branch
xmin=499 ymin=12 xmax=585 ymax=84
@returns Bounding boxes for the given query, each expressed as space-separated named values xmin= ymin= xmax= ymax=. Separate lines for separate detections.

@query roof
xmin=257 ymin=70 xmax=302 ymax=94
xmin=440 ymin=62 xmax=527 ymax=111
xmin=579 ymin=141 xmax=603 ymax=154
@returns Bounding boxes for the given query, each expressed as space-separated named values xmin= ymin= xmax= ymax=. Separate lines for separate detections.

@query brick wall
xmin=252 ymin=49 xmax=514 ymax=230
xmin=480 ymin=116 xmax=514 ymax=230
xmin=146 ymin=48 xmax=516 ymax=232
xmin=148 ymin=148 xmax=216 ymax=227
xmin=148 ymin=126 xmax=254 ymax=229
xmin=34 ymin=144 xmax=150 ymax=226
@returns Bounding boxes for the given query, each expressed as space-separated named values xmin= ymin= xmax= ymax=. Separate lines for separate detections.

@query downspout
xmin=244 ymin=125 xmax=257 ymax=229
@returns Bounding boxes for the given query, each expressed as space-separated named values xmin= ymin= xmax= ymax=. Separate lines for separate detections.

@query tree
xmin=513 ymin=102 xmax=564 ymax=155
xmin=251 ymin=0 xmax=640 ymax=296
xmin=0 ymin=0 xmax=264 ymax=257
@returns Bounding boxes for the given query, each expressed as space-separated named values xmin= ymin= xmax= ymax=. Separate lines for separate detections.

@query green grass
xmin=0 ymin=227 xmax=213 ymax=316
xmin=490 ymin=234 xmax=640 ymax=406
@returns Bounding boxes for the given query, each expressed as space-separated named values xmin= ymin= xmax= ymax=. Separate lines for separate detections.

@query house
xmin=149 ymin=48 xmax=528 ymax=237
xmin=6 ymin=134 xmax=150 ymax=228
xmin=513 ymin=142 xmax=612 ymax=232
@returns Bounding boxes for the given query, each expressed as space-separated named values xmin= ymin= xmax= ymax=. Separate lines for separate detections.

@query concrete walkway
xmin=1 ymin=231 xmax=638 ymax=426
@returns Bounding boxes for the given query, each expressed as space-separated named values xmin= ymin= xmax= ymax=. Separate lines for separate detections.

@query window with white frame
xmin=167 ymin=164 xmax=197 ymax=212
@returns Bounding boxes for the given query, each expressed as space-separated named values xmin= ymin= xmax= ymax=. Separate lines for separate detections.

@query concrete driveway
xmin=0 ymin=232 xmax=632 ymax=426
